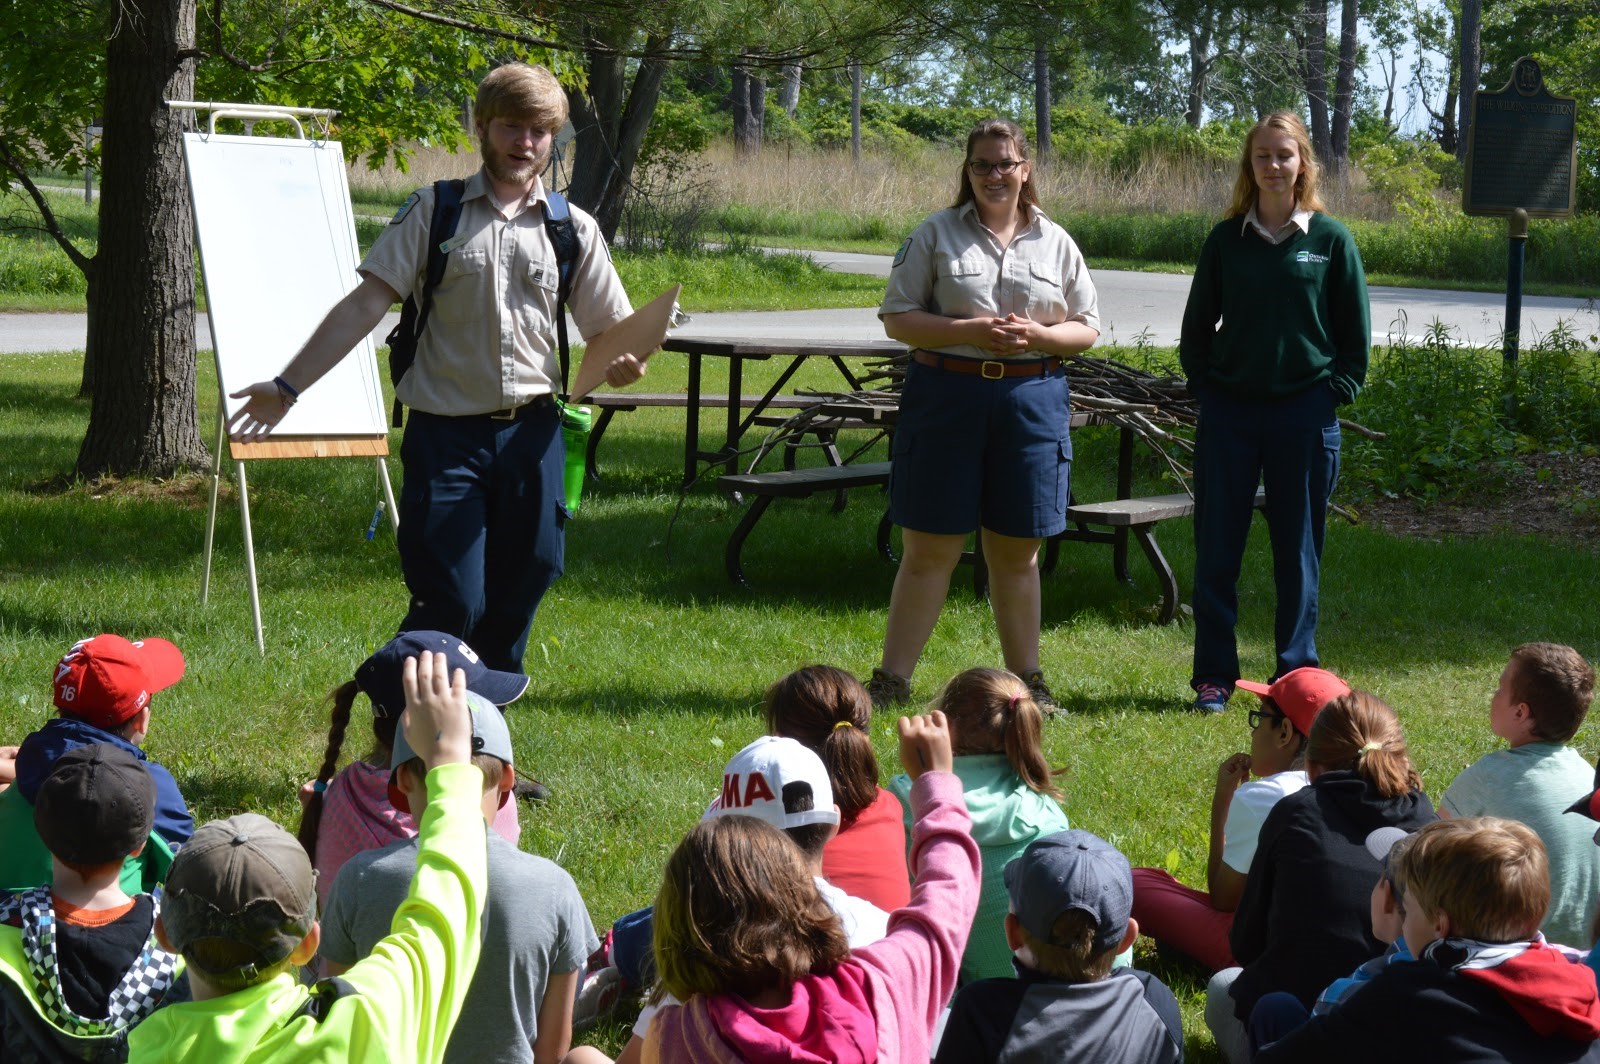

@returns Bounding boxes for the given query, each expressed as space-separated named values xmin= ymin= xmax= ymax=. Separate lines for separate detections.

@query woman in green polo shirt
xmin=1179 ymin=111 xmax=1370 ymax=716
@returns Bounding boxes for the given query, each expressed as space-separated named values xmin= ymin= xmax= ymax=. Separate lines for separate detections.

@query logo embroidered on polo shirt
xmin=1296 ymin=250 xmax=1330 ymax=264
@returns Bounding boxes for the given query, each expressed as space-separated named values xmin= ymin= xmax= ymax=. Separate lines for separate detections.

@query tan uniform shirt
xmin=880 ymin=203 xmax=1100 ymax=360
xmin=360 ymin=170 xmax=632 ymax=416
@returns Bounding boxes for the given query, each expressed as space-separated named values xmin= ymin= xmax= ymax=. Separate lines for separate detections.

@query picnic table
xmin=717 ymin=396 xmax=1243 ymax=623
xmin=656 ymin=334 xmax=904 ymax=490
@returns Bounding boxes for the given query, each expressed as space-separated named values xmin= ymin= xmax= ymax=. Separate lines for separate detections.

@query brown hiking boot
xmin=1019 ymin=669 xmax=1062 ymax=715
xmin=865 ymin=667 xmax=911 ymax=710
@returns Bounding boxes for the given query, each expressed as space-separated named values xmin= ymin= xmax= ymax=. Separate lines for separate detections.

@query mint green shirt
xmin=1440 ymin=742 xmax=1600 ymax=949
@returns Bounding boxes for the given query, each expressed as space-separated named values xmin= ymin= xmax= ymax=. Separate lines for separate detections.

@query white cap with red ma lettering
xmin=704 ymin=735 xmax=839 ymax=830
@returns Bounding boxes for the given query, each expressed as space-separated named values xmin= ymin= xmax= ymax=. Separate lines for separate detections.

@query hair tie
xmin=1007 ymin=693 xmax=1022 ymax=713
xmin=312 ymin=780 xmax=328 ymax=794
xmin=1359 ymin=742 xmax=1383 ymax=754
xmin=833 ymin=720 xmax=854 ymax=731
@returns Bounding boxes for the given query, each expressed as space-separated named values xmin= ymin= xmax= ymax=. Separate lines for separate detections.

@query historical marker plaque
xmin=1464 ymin=57 xmax=1577 ymax=218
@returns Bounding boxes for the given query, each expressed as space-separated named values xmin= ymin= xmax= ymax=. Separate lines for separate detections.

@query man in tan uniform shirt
xmin=228 ymin=63 xmax=643 ymax=673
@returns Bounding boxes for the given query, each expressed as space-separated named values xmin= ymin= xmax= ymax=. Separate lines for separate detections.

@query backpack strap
xmin=388 ymin=178 xmax=467 ymax=427
xmin=289 ymin=976 xmax=359 ymax=1025
xmin=541 ymin=189 xmax=581 ymax=402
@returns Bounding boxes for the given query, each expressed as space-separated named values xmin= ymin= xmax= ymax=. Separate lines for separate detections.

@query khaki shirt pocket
xmin=433 ymin=248 xmax=487 ymax=323
xmin=518 ymin=255 xmax=560 ymax=334
xmin=933 ymin=256 xmax=987 ymax=317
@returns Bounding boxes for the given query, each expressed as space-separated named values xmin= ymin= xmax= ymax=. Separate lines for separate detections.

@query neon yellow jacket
xmin=127 ymin=763 xmax=487 ymax=1063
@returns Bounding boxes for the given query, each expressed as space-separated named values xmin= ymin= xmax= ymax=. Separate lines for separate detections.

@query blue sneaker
xmin=1191 ymin=683 xmax=1231 ymax=714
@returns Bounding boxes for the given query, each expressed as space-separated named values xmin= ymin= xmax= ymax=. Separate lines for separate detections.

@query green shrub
xmin=1345 ymin=325 xmax=1600 ymax=500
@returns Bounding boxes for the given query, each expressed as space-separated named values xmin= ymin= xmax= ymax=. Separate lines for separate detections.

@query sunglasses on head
xmin=1248 ymin=708 xmax=1286 ymax=730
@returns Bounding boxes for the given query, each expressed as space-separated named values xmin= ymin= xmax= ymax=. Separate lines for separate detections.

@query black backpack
xmin=385 ymin=179 xmax=581 ymax=427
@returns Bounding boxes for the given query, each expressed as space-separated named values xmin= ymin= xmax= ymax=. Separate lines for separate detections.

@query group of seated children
xmin=0 ymin=630 xmax=1597 ymax=1064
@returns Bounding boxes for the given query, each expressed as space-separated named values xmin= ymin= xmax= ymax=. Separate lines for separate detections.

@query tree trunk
xmin=567 ymin=38 xmax=671 ymax=242
xmin=1456 ymin=0 xmax=1481 ymax=161
xmin=778 ymin=64 xmax=801 ymax=117
xmin=731 ymin=60 xmax=764 ymax=155
xmin=1298 ymin=0 xmax=1332 ymax=165
xmin=1329 ymin=0 xmax=1358 ymax=172
xmin=1033 ymin=42 xmax=1051 ymax=163
xmin=850 ymin=58 xmax=862 ymax=165
xmin=1186 ymin=22 xmax=1213 ymax=129
xmin=76 ymin=0 xmax=207 ymax=479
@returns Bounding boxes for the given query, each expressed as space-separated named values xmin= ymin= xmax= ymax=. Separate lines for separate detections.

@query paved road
xmin=3 ymin=252 xmax=1594 ymax=353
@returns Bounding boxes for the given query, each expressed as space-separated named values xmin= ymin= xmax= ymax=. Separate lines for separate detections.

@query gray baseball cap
xmin=389 ymin=690 xmax=515 ymax=770
xmin=1005 ymin=829 xmax=1133 ymax=954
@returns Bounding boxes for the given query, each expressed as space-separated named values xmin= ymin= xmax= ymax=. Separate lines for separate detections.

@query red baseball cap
xmin=52 ymin=634 xmax=186 ymax=729
xmin=1235 ymin=667 xmax=1350 ymax=736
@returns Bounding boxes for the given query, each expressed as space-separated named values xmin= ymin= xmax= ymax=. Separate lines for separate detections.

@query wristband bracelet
xmin=273 ymin=375 xmax=300 ymax=405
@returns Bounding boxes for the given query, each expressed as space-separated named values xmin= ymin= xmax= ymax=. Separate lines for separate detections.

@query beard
xmin=481 ymin=136 xmax=548 ymax=188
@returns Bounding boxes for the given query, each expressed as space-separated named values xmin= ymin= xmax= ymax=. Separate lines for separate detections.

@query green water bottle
xmin=558 ymin=401 xmax=593 ymax=515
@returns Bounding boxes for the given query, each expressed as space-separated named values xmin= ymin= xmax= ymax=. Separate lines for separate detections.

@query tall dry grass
xmin=698 ymin=140 xmax=1396 ymax=223
xmin=345 ymin=136 xmax=1401 ymax=225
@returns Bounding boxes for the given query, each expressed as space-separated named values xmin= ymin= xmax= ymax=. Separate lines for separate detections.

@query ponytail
xmin=765 ymin=665 xmax=879 ymax=824
xmin=297 ymin=680 xmax=360 ymax=861
xmin=934 ymin=668 xmax=1063 ymax=800
xmin=1306 ymin=691 xmax=1422 ymax=798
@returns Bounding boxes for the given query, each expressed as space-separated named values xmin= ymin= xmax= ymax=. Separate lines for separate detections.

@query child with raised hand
xmin=611 ymin=710 xmax=979 ymax=1064
xmin=1439 ymin=642 xmax=1599 ymax=948
xmin=1256 ymin=817 xmax=1600 ymax=1063
xmin=890 ymin=667 xmax=1067 ymax=982
xmin=130 ymin=650 xmax=489 ymax=1062
xmin=298 ymin=630 xmax=527 ymax=909
xmin=766 ymin=664 xmax=911 ymax=910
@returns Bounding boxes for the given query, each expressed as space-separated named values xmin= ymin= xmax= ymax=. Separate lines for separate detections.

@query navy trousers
xmin=1191 ymin=385 xmax=1340 ymax=689
xmin=396 ymin=402 xmax=566 ymax=673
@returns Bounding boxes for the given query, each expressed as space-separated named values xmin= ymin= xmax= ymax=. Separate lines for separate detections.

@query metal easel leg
xmin=201 ymin=404 xmax=225 ymax=605
xmin=377 ymin=457 xmax=400 ymax=534
xmin=235 ymin=459 xmax=266 ymax=654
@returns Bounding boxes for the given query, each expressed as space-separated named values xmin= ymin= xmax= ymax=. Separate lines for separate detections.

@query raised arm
xmin=226 ymin=272 xmax=400 ymax=442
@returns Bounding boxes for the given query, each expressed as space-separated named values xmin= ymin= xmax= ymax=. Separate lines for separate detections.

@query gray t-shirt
xmin=321 ymin=828 xmax=598 ymax=1063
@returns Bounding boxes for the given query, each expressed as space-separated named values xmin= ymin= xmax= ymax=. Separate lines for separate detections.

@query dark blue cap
xmin=355 ymin=631 xmax=528 ymax=719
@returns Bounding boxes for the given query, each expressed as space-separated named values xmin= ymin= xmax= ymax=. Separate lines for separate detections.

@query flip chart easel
xmin=177 ymin=101 xmax=397 ymax=652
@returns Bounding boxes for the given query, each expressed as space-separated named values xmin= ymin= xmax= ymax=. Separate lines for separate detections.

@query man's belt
xmin=484 ymin=394 xmax=556 ymax=420
xmin=911 ymin=349 xmax=1062 ymax=379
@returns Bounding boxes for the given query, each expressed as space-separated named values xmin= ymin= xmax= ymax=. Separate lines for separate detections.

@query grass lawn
xmin=3 ymin=349 xmax=1599 ymax=1059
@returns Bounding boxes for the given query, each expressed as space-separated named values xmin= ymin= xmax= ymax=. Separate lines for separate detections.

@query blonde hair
xmin=1227 ymin=110 xmax=1326 ymax=218
xmin=1020 ymin=909 xmax=1119 ymax=982
xmin=934 ymin=668 xmax=1063 ymax=799
xmin=652 ymin=816 xmax=849 ymax=1003
xmin=953 ymin=118 xmax=1040 ymax=214
xmin=1399 ymin=817 xmax=1549 ymax=943
xmin=475 ymin=62 xmax=568 ymax=134
xmin=1306 ymin=691 xmax=1421 ymax=798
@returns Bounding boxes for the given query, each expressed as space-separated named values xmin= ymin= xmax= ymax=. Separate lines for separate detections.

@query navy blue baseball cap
xmin=355 ymin=631 xmax=529 ymax=719
xmin=1005 ymin=829 xmax=1133 ymax=954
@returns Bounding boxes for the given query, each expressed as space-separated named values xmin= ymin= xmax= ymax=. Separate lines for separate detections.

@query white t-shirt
xmin=1221 ymin=770 xmax=1310 ymax=874
xmin=632 ymin=876 xmax=890 ymax=1038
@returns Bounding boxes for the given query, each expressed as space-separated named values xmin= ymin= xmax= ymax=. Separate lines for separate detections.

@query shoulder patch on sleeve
xmin=891 ymin=237 xmax=912 ymax=268
xmin=389 ymin=192 xmax=420 ymax=225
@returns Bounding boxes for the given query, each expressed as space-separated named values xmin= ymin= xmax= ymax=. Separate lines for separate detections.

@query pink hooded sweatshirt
xmin=645 ymin=771 xmax=979 ymax=1064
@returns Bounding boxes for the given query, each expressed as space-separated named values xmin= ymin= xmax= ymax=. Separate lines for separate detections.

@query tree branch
xmin=0 ymin=139 xmax=93 ymax=276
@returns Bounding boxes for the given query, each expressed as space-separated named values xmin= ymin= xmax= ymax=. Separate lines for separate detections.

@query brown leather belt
xmin=911 ymin=349 xmax=1062 ymax=379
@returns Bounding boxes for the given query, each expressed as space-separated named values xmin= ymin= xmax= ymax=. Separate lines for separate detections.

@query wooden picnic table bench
xmin=583 ymin=392 xmax=818 ymax=481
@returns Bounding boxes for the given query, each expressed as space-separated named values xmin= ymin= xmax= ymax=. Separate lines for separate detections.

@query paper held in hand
xmin=570 ymin=284 xmax=681 ymax=400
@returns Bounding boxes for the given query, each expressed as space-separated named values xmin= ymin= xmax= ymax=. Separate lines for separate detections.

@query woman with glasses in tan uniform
xmin=868 ymin=118 xmax=1100 ymax=714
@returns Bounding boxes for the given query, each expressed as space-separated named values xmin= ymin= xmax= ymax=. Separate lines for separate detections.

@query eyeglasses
xmin=967 ymin=159 xmax=1023 ymax=176
xmin=1247 ymin=708 xmax=1286 ymax=730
